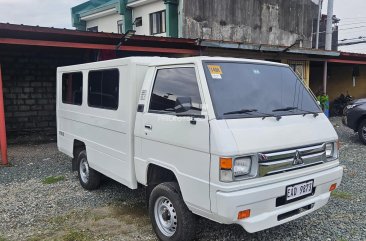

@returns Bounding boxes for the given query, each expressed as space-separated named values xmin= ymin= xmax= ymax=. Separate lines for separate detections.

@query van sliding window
xmin=88 ymin=69 xmax=119 ymax=110
xmin=62 ymin=72 xmax=83 ymax=105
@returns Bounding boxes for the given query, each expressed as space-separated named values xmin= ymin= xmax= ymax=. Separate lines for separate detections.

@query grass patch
xmin=62 ymin=230 xmax=89 ymax=241
xmin=0 ymin=236 xmax=7 ymax=241
xmin=27 ymin=237 xmax=43 ymax=241
xmin=331 ymin=190 xmax=352 ymax=200
xmin=42 ymin=175 xmax=65 ymax=184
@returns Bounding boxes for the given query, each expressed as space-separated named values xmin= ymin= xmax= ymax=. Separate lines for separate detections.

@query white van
xmin=57 ymin=57 xmax=343 ymax=241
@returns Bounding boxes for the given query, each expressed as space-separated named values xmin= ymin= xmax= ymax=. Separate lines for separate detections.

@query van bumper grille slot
xmin=277 ymin=204 xmax=314 ymax=221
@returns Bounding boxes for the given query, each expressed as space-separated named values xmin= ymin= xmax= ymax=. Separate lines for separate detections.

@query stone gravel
xmin=0 ymin=117 xmax=365 ymax=241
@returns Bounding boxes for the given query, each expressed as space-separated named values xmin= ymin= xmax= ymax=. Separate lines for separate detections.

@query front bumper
xmin=215 ymin=166 xmax=343 ymax=233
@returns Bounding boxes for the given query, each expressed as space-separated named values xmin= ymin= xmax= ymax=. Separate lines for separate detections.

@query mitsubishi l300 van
xmin=57 ymin=57 xmax=343 ymax=241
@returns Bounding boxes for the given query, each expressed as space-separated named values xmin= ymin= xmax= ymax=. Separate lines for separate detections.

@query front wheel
xmin=149 ymin=182 xmax=196 ymax=241
xmin=358 ymin=119 xmax=366 ymax=145
xmin=77 ymin=150 xmax=101 ymax=190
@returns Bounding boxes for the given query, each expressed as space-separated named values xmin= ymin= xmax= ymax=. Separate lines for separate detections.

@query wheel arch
xmin=146 ymin=164 xmax=180 ymax=202
xmin=72 ymin=139 xmax=86 ymax=171
xmin=356 ymin=115 xmax=366 ymax=131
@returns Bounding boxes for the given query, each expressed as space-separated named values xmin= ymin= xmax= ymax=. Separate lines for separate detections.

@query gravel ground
xmin=0 ymin=117 xmax=365 ymax=241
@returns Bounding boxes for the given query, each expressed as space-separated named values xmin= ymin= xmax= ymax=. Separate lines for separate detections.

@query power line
xmin=338 ymin=40 xmax=366 ymax=46
xmin=312 ymin=25 xmax=366 ymax=35
xmin=338 ymin=21 xmax=366 ymax=27
xmin=339 ymin=36 xmax=366 ymax=42
xmin=339 ymin=17 xmax=366 ymax=20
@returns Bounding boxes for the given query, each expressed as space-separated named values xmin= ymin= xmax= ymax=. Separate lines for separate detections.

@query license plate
xmin=286 ymin=180 xmax=314 ymax=201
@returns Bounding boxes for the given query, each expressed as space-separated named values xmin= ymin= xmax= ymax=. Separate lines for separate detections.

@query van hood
xmin=210 ymin=114 xmax=338 ymax=156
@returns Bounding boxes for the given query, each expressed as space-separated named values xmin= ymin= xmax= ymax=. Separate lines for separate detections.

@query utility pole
xmin=315 ymin=0 xmax=323 ymax=49
xmin=325 ymin=0 xmax=334 ymax=50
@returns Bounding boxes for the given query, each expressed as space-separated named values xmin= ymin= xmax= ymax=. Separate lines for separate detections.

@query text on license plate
xmin=286 ymin=180 xmax=314 ymax=201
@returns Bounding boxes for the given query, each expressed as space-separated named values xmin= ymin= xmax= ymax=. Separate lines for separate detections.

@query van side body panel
xmin=57 ymin=58 xmax=162 ymax=189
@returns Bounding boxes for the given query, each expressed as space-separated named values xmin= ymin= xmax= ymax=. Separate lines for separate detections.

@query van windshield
xmin=203 ymin=62 xmax=321 ymax=119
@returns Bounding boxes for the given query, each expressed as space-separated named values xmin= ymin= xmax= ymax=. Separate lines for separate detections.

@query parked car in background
xmin=343 ymin=98 xmax=366 ymax=144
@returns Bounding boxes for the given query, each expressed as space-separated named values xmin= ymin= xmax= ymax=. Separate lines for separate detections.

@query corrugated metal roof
xmin=200 ymin=40 xmax=341 ymax=57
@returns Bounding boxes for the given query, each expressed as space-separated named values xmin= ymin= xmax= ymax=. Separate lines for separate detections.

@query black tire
xmin=77 ymin=150 xmax=101 ymax=190
xmin=149 ymin=182 xmax=196 ymax=241
xmin=358 ymin=120 xmax=366 ymax=145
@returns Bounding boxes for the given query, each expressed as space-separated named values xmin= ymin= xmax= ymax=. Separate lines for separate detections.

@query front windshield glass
xmin=203 ymin=61 xmax=321 ymax=119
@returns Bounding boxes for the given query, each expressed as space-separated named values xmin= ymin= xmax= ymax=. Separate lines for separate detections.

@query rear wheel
xmin=77 ymin=150 xmax=101 ymax=190
xmin=149 ymin=182 xmax=196 ymax=241
xmin=358 ymin=120 xmax=366 ymax=145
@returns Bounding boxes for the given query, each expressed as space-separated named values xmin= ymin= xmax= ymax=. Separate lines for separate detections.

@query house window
xmin=150 ymin=10 xmax=166 ymax=35
xmin=88 ymin=69 xmax=119 ymax=110
xmin=135 ymin=17 xmax=142 ymax=27
xmin=62 ymin=72 xmax=83 ymax=105
xmin=117 ymin=20 xmax=124 ymax=34
xmin=87 ymin=26 xmax=98 ymax=32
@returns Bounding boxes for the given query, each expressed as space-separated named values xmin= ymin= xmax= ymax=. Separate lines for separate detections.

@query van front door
xmin=139 ymin=66 xmax=210 ymax=212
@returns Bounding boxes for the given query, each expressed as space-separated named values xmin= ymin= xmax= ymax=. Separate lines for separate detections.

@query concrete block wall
xmin=0 ymin=45 xmax=89 ymax=138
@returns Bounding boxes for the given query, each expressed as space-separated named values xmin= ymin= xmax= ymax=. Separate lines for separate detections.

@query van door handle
xmin=145 ymin=124 xmax=152 ymax=130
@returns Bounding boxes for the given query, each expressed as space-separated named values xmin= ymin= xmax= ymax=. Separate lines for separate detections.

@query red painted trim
xmin=0 ymin=65 xmax=8 ymax=165
xmin=0 ymin=23 xmax=197 ymax=44
xmin=327 ymin=59 xmax=366 ymax=65
xmin=0 ymin=38 xmax=199 ymax=55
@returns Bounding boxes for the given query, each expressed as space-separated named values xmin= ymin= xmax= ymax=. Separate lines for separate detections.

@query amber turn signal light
xmin=220 ymin=157 xmax=233 ymax=170
xmin=329 ymin=183 xmax=337 ymax=192
xmin=238 ymin=209 xmax=251 ymax=220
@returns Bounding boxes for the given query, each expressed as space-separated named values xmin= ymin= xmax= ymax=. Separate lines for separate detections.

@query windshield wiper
xmin=272 ymin=107 xmax=297 ymax=112
xmin=223 ymin=109 xmax=257 ymax=116
xmin=272 ymin=106 xmax=319 ymax=117
xmin=224 ymin=109 xmax=282 ymax=121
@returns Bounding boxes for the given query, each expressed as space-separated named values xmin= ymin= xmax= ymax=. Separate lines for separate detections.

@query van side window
xmin=149 ymin=67 xmax=202 ymax=115
xmin=62 ymin=72 xmax=83 ymax=105
xmin=88 ymin=69 xmax=119 ymax=110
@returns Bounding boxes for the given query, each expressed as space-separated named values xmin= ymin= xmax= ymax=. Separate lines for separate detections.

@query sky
xmin=0 ymin=0 xmax=365 ymax=53
xmin=322 ymin=0 xmax=366 ymax=53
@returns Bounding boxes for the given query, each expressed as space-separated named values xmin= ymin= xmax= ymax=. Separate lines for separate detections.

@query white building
xmin=72 ymin=0 xmax=320 ymax=49
xmin=72 ymin=0 xmax=181 ymax=37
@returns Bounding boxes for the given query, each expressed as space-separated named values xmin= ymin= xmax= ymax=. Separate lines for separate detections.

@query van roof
xmin=57 ymin=56 xmax=288 ymax=71
xmin=149 ymin=56 xmax=288 ymax=67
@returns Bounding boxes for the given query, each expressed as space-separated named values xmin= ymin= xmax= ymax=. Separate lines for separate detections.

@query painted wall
xmin=132 ymin=0 xmax=166 ymax=36
xmin=182 ymin=0 xmax=318 ymax=48
xmin=85 ymin=13 xmax=123 ymax=33
xmin=327 ymin=64 xmax=366 ymax=101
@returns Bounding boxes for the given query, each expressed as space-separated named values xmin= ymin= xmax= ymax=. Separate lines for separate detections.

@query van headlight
xmin=219 ymin=156 xmax=254 ymax=182
xmin=234 ymin=157 xmax=252 ymax=176
xmin=325 ymin=141 xmax=339 ymax=160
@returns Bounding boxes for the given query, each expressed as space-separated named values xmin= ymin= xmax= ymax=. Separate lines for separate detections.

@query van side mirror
xmin=175 ymin=97 xmax=192 ymax=113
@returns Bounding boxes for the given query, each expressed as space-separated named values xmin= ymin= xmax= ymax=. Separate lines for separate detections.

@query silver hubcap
xmin=79 ymin=157 xmax=89 ymax=184
xmin=362 ymin=126 xmax=366 ymax=139
xmin=154 ymin=196 xmax=178 ymax=237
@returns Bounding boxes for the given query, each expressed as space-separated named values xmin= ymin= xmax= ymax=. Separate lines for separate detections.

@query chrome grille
xmin=258 ymin=143 xmax=326 ymax=177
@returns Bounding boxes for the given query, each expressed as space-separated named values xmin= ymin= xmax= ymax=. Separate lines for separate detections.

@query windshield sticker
xmin=208 ymin=65 xmax=223 ymax=79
